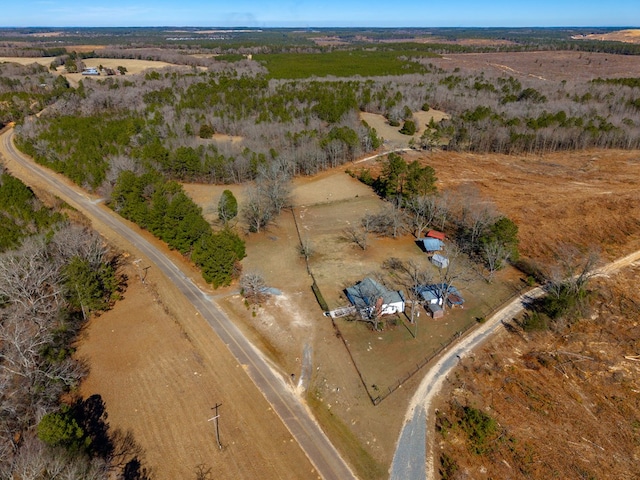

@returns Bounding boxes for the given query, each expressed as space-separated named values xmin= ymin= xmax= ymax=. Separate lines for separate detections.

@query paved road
xmin=390 ymin=287 xmax=545 ymax=480
xmin=0 ymin=129 xmax=357 ymax=480
xmin=390 ymin=249 xmax=640 ymax=480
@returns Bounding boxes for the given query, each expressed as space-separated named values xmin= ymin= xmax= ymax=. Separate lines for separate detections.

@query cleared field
xmin=361 ymin=110 xmax=449 ymax=148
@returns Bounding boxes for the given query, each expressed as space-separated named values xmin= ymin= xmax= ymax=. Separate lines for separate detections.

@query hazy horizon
xmin=2 ymin=1 xmax=639 ymax=29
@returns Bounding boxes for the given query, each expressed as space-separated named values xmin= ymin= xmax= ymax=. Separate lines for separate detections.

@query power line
xmin=208 ymin=403 xmax=222 ymax=450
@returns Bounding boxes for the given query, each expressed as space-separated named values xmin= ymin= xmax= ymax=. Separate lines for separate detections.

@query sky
xmin=1 ymin=0 xmax=638 ymax=28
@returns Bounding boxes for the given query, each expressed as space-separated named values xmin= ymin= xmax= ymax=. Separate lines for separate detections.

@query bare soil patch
xmin=429 ymin=50 xmax=640 ymax=82
xmin=76 ymin=260 xmax=317 ymax=480
xmin=577 ymin=28 xmax=640 ymax=44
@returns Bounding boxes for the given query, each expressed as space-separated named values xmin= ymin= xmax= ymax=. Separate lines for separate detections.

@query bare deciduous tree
xmin=242 ymin=159 xmax=292 ymax=233
xmin=256 ymin=158 xmax=292 ymax=216
xmin=344 ymin=223 xmax=369 ymax=250
xmin=406 ymin=194 xmax=439 ymax=238
xmin=455 ymin=184 xmax=498 ymax=250
xmin=195 ymin=463 xmax=213 ymax=480
xmin=242 ymin=186 xmax=272 ymax=233
xmin=383 ymin=257 xmax=432 ymax=325
xmin=0 ymin=237 xmax=63 ymax=318
xmin=546 ymin=244 xmax=600 ymax=297
xmin=363 ymin=202 xmax=407 ymax=238
xmin=240 ymin=272 xmax=270 ymax=305
xmin=482 ymin=239 xmax=511 ymax=282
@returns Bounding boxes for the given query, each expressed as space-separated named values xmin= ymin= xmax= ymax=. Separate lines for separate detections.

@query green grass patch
xmin=307 ymin=391 xmax=387 ymax=480
xmin=255 ymin=49 xmax=435 ymax=79
xmin=311 ymin=281 xmax=329 ymax=311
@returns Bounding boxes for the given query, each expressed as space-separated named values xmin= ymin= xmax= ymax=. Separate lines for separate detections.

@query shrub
xmin=399 ymin=120 xmax=417 ymax=135
xmin=458 ymin=405 xmax=498 ymax=455
xmin=522 ymin=311 xmax=549 ymax=332
xmin=439 ymin=453 xmax=458 ymax=480
xmin=199 ymin=124 xmax=215 ymax=138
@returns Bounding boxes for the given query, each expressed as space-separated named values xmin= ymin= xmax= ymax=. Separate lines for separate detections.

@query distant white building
xmin=81 ymin=67 xmax=100 ymax=76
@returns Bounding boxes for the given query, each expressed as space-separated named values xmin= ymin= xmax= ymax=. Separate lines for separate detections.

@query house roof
xmin=416 ymin=283 xmax=462 ymax=303
xmin=426 ymin=230 xmax=446 ymax=241
xmin=419 ymin=237 xmax=444 ymax=252
xmin=345 ymin=277 xmax=405 ymax=310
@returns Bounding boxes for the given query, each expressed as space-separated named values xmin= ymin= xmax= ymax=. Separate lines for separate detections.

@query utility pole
xmin=208 ymin=403 xmax=222 ymax=450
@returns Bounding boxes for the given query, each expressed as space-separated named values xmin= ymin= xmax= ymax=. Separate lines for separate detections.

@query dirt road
xmin=390 ymin=250 xmax=640 ymax=480
xmin=0 ymin=128 xmax=356 ymax=480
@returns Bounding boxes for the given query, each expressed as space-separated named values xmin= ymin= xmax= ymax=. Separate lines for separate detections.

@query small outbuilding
xmin=418 ymin=237 xmax=444 ymax=254
xmin=345 ymin=277 xmax=405 ymax=317
xmin=426 ymin=230 xmax=446 ymax=241
xmin=81 ymin=67 xmax=100 ymax=76
xmin=427 ymin=303 xmax=444 ymax=319
xmin=431 ymin=253 xmax=449 ymax=269
xmin=417 ymin=285 xmax=443 ymax=305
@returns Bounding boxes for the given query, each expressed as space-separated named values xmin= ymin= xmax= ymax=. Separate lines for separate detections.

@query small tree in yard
xmin=364 ymin=202 xmax=406 ymax=238
xmin=218 ymin=189 xmax=238 ymax=223
xmin=479 ymin=216 xmax=519 ymax=282
xmin=481 ymin=239 xmax=511 ymax=282
xmin=242 ymin=159 xmax=292 ymax=233
xmin=344 ymin=224 xmax=369 ymax=250
xmin=243 ymin=186 xmax=272 ymax=233
xmin=241 ymin=272 xmax=269 ymax=305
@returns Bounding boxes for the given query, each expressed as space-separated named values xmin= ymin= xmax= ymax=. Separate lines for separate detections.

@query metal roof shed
xmin=419 ymin=237 xmax=444 ymax=253
xmin=431 ymin=254 xmax=449 ymax=268
xmin=426 ymin=230 xmax=446 ymax=241
xmin=428 ymin=303 xmax=444 ymax=319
